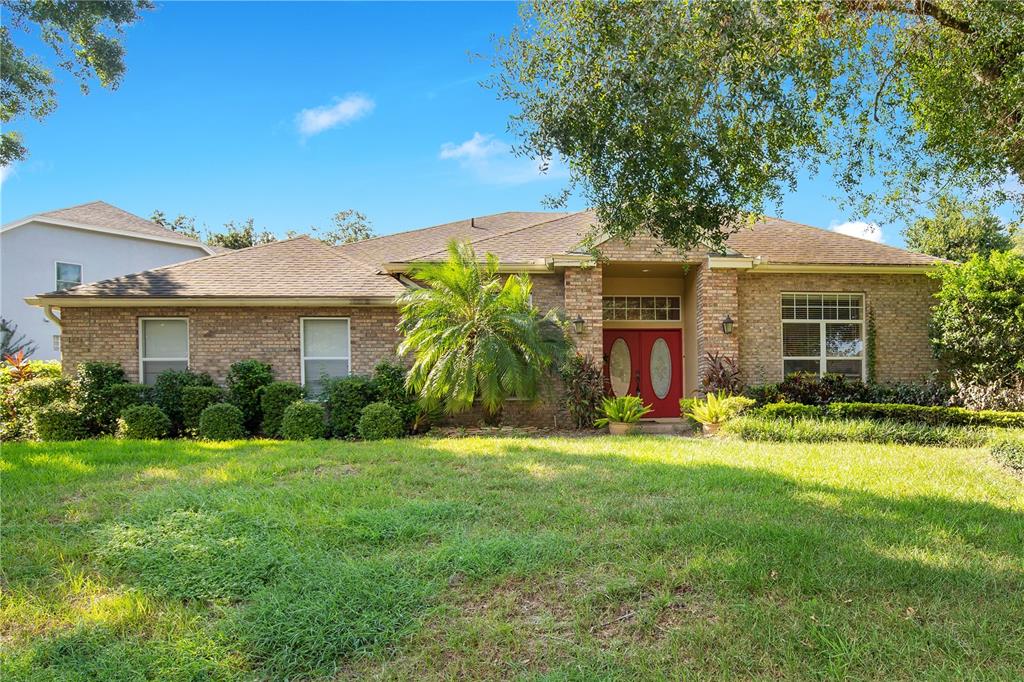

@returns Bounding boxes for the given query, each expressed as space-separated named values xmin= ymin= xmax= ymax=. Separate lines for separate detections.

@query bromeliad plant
xmin=685 ymin=391 xmax=754 ymax=435
xmin=595 ymin=395 xmax=652 ymax=432
xmin=398 ymin=240 xmax=570 ymax=421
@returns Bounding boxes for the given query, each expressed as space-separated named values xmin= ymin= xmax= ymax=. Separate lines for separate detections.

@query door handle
xmin=635 ymin=371 xmax=641 ymax=395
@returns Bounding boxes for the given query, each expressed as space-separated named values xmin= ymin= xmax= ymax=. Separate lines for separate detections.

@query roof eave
xmin=1 ymin=216 xmax=216 ymax=254
xmin=740 ymin=263 xmax=939 ymax=274
xmin=379 ymin=259 xmax=554 ymax=274
xmin=27 ymin=295 xmax=400 ymax=308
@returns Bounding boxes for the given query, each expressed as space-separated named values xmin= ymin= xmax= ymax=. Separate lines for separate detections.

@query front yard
xmin=3 ymin=436 xmax=1022 ymax=680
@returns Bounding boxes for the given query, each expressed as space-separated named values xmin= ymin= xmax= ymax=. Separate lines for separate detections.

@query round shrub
xmin=280 ymin=401 xmax=326 ymax=440
xmin=356 ymin=401 xmax=404 ymax=441
xmin=198 ymin=403 xmax=247 ymax=441
xmin=33 ymin=401 xmax=88 ymax=441
xmin=107 ymin=383 xmax=155 ymax=420
xmin=182 ymin=385 xmax=226 ymax=436
xmin=18 ymin=376 xmax=74 ymax=409
xmin=116 ymin=404 xmax=171 ymax=440
xmin=261 ymin=381 xmax=305 ymax=438
xmin=324 ymin=375 xmax=377 ymax=438
xmin=154 ymin=370 xmax=215 ymax=435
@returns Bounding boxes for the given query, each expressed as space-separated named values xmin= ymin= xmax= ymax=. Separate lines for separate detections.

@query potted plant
xmin=685 ymin=391 xmax=732 ymax=436
xmin=595 ymin=395 xmax=652 ymax=435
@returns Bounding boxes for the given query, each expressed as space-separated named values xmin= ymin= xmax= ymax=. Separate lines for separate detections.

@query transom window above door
xmin=603 ymin=296 xmax=681 ymax=321
xmin=781 ymin=293 xmax=864 ymax=380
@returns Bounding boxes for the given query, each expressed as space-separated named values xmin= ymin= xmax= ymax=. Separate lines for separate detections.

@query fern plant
xmin=594 ymin=395 xmax=652 ymax=427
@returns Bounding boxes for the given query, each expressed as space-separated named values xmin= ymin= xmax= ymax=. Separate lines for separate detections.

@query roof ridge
xmin=34 ymin=200 xmax=211 ymax=247
xmin=335 ymin=210 xmax=570 ymax=255
xmin=301 ymin=234 xmax=393 ymax=277
xmin=402 ymin=210 xmax=588 ymax=262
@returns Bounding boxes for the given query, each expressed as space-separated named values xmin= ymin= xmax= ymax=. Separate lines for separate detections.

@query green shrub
xmin=684 ymin=391 xmax=750 ymax=427
xmin=75 ymin=362 xmax=127 ymax=433
xmin=357 ymin=401 xmax=404 ymax=440
xmin=116 ymin=404 xmax=171 ymax=440
xmin=107 ymin=383 xmax=155 ymax=421
xmin=198 ymin=403 xmax=247 ymax=441
xmin=181 ymin=385 xmax=226 ymax=436
xmin=373 ymin=360 xmax=417 ymax=430
xmin=18 ymin=376 xmax=74 ymax=409
xmin=323 ymin=375 xmax=378 ymax=438
xmin=991 ymin=438 xmax=1024 ymax=470
xmin=560 ymin=354 xmax=604 ymax=430
xmin=595 ymin=395 xmax=652 ymax=427
xmin=281 ymin=401 xmax=326 ymax=440
xmin=744 ymin=382 xmax=783 ymax=406
xmin=33 ymin=401 xmax=89 ymax=441
xmin=227 ymin=360 xmax=274 ymax=434
xmin=722 ymin=415 xmax=984 ymax=447
xmin=260 ymin=381 xmax=304 ymax=437
xmin=153 ymin=370 xmax=215 ymax=435
xmin=758 ymin=402 xmax=823 ymax=420
xmin=826 ymin=402 xmax=1024 ymax=428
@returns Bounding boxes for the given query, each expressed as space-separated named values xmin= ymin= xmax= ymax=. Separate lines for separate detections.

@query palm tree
xmin=397 ymin=240 xmax=570 ymax=420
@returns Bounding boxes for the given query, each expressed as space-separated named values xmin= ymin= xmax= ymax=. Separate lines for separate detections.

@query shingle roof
xmin=336 ymin=211 xmax=574 ymax=264
xmin=40 ymin=236 xmax=405 ymax=299
xmin=30 ymin=200 xmax=211 ymax=248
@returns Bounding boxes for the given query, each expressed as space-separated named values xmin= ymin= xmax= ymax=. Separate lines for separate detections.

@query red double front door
xmin=602 ymin=329 xmax=683 ymax=418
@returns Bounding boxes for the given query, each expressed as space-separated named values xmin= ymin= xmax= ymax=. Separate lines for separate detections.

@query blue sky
xmin=3 ymin=1 xmax=906 ymax=245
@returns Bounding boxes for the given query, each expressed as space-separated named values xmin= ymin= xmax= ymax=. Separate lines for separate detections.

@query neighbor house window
xmin=301 ymin=317 xmax=350 ymax=396
xmin=55 ymin=262 xmax=82 ymax=291
xmin=781 ymin=293 xmax=864 ymax=380
xmin=139 ymin=318 xmax=189 ymax=385
xmin=603 ymin=296 xmax=681 ymax=321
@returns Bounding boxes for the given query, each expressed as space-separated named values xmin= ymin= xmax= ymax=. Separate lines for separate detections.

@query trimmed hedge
xmin=826 ymin=402 xmax=1024 ymax=428
xmin=324 ymin=375 xmax=377 ymax=438
xmin=745 ymin=373 xmax=952 ymax=407
xmin=76 ymin=361 xmax=128 ymax=433
xmin=357 ymin=401 xmax=404 ymax=441
xmin=18 ymin=376 xmax=74 ymax=409
xmin=198 ymin=403 xmax=247 ymax=441
xmin=117 ymin=404 xmax=171 ymax=440
xmin=227 ymin=360 xmax=274 ymax=434
xmin=280 ymin=401 xmax=326 ymax=440
xmin=107 ymin=383 xmax=155 ymax=421
xmin=260 ymin=381 xmax=304 ymax=438
xmin=154 ymin=370 xmax=215 ymax=435
xmin=757 ymin=402 xmax=823 ymax=420
xmin=372 ymin=361 xmax=417 ymax=430
xmin=33 ymin=401 xmax=89 ymax=441
xmin=723 ymin=415 xmax=985 ymax=447
xmin=182 ymin=386 xmax=226 ymax=436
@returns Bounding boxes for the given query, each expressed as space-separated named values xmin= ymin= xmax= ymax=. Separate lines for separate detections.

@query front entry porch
xmin=603 ymin=328 xmax=683 ymax=418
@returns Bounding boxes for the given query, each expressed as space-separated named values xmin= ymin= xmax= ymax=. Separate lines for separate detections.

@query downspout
xmin=44 ymin=304 xmax=62 ymax=329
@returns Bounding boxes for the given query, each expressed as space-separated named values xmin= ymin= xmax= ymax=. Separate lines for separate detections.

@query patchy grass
xmin=2 ymin=436 xmax=1022 ymax=680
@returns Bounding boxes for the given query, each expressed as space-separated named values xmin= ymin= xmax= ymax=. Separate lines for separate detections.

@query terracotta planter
xmin=702 ymin=422 xmax=722 ymax=436
xmin=608 ymin=422 xmax=638 ymax=436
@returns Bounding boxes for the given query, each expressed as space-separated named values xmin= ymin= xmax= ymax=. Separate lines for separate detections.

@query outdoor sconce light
xmin=572 ymin=315 xmax=586 ymax=334
xmin=721 ymin=314 xmax=735 ymax=335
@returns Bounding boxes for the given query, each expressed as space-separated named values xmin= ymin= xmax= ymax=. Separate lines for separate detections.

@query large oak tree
xmin=494 ymin=0 xmax=1024 ymax=250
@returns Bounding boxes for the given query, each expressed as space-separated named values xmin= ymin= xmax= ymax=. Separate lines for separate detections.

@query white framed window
xmin=781 ymin=293 xmax=864 ymax=380
xmin=139 ymin=318 xmax=189 ymax=385
xmin=52 ymin=335 xmax=61 ymax=352
xmin=55 ymin=261 xmax=83 ymax=291
xmin=603 ymin=296 xmax=681 ymax=321
xmin=300 ymin=317 xmax=350 ymax=396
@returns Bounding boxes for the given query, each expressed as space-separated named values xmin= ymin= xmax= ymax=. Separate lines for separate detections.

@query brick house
xmin=28 ymin=210 xmax=942 ymax=423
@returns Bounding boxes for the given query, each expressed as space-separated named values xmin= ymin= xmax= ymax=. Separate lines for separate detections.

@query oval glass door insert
xmin=609 ymin=338 xmax=631 ymax=397
xmin=649 ymin=337 xmax=672 ymax=399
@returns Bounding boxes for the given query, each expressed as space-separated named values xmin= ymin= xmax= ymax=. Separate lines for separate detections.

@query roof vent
xmin=471 ymin=216 xmax=479 ymax=228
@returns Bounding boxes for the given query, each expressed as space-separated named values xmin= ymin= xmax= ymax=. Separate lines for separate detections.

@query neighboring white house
xmin=1 ymin=201 xmax=214 ymax=360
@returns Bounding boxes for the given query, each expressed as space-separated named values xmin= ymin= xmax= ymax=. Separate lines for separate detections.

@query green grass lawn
xmin=2 ymin=436 xmax=1022 ymax=680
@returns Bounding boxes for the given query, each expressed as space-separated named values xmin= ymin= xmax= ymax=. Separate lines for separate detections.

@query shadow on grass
xmin=4 ymin=436 xmax=1023 ymax=679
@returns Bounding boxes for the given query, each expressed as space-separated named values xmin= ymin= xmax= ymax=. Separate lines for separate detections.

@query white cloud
xmin=830 ymin=220 xmax=882 ymax=243
xmin=438 ymin=132 xmax=566 ymax=185
xmin=0 ymin=164 xmax=14 ymax=185
xmin=295 ymin=94 xmax=374 ymax=137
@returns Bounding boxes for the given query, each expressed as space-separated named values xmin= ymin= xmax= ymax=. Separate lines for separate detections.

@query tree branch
xmin=845 ymin=0 xmax=973 ymax=34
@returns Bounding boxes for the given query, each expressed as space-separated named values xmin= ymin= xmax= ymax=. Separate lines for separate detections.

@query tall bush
xmin=323 ymin=375 xmax=377 ymax=438
xmin=560 ymin=354 xmax=603 ymax=429
xmin=75 ymin=362 xmax=127 ymax=433
xmin=182 ymin=385 xmax=226 ymax=437
xmin=372 ymin=360 xmax=417 ymax=429
xmin=226 ymin=360 xmax=274 ymax=434
xmin=931 ymin=251 xmax=1024 ymax=386
xmin=260 ymin=381 xmax=304 ymax=438
xmin=153 ymin=370 xmax=215 ymax=435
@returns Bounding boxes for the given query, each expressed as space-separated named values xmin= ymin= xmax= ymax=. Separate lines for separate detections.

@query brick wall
xmin=563 ymin=265 xmax=603 ymax=361
xmin=736 ymin=273 xmax=938 ymax=385
xmin=695 ymin=264 xmax=740 ymax=381
xmin=59 ymin=306 xmax=402 ymax=384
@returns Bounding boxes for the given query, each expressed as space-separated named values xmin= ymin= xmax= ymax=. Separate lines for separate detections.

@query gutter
xmin=26 ymin=296 xmax=400 ymax=308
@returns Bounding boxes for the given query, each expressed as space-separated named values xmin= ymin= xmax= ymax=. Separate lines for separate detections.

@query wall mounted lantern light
xmin=721 ymin=314 xmax=735 ymax=335
xmin=572 ymin=315 xmax=586 ymax=334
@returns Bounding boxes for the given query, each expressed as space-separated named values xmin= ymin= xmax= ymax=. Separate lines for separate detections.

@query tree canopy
xmin=494 ymin=0 xmax=1024 ymax=250
xmin=1 ymin=0 xmax=152 ymax=166
xmin=903 ymin=195 xmax=1014 ymax=261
